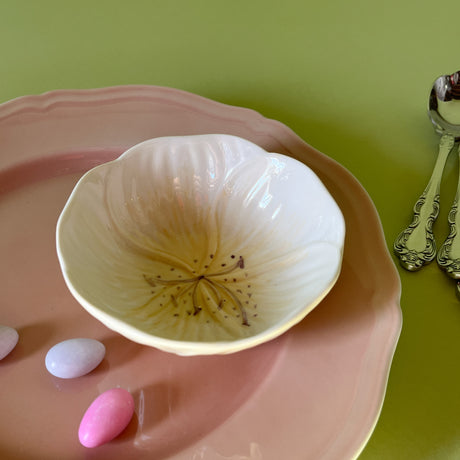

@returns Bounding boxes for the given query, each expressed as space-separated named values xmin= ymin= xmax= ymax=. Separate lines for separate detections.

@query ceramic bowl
xmin=56 ymin=134 xmax=345 ymax=355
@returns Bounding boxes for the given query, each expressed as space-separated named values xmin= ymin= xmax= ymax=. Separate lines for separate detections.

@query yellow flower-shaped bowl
xmin=56 ymin=134 xmax=345 ymax=355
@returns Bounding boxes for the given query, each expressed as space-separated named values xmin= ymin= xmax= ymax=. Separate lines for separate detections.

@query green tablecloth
xmin=2 ymin=1 xmax=460 ymax=458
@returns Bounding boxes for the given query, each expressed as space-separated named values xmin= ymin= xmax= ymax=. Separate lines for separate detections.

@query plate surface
xmin=0 ymin=86 xmax=401 ymax=460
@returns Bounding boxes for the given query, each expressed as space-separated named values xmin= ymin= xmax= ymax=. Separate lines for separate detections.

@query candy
xmin=45 ymin=338 xmax=105 ymax=378
xmin=78 ymin=388 xmax=135 ymax=448
xmin=0 ymin=325 xmax=19 ymax=360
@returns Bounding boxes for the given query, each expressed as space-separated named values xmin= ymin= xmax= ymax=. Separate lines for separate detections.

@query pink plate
xmin=0 ymin=86 xmax=402 ymax=460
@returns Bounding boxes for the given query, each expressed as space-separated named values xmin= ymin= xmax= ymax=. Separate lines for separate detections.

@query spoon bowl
xmin=429 ymin=72 xmax=460 ymax=138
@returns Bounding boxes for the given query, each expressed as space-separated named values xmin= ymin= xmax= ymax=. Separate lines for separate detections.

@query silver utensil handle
xmin=394 ymin=134 xmax=455 ymax=271
xmin=437 ymin=144 xmax=460 ymax=278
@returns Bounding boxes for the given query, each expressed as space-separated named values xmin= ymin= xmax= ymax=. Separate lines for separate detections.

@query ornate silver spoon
xmin=394 ymin=74 xmax=457 ymax=271
xmin=432 ymin=73 xmax=460 ymax=287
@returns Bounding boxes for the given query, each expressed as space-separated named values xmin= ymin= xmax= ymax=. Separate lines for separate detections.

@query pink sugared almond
xmin=78 ymin=388 xmax=135 ymax=448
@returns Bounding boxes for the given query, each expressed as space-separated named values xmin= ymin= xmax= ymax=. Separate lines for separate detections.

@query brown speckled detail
xmin=143 ymin=255 xmax=257 ymax=326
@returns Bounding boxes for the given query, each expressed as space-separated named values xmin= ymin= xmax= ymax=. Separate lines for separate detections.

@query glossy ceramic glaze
xmin=57 ymin=134 xmax=345 ymax=355
xmin=0 ymin=86 xmax=401 ymax=460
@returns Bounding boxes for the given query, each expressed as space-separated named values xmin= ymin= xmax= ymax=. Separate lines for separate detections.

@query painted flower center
xmin=142 ymin=254 xmax=258 ymax=327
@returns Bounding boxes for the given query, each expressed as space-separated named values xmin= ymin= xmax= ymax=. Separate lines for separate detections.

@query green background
xmin=2 ymin=1 xmax=460 ymax=458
